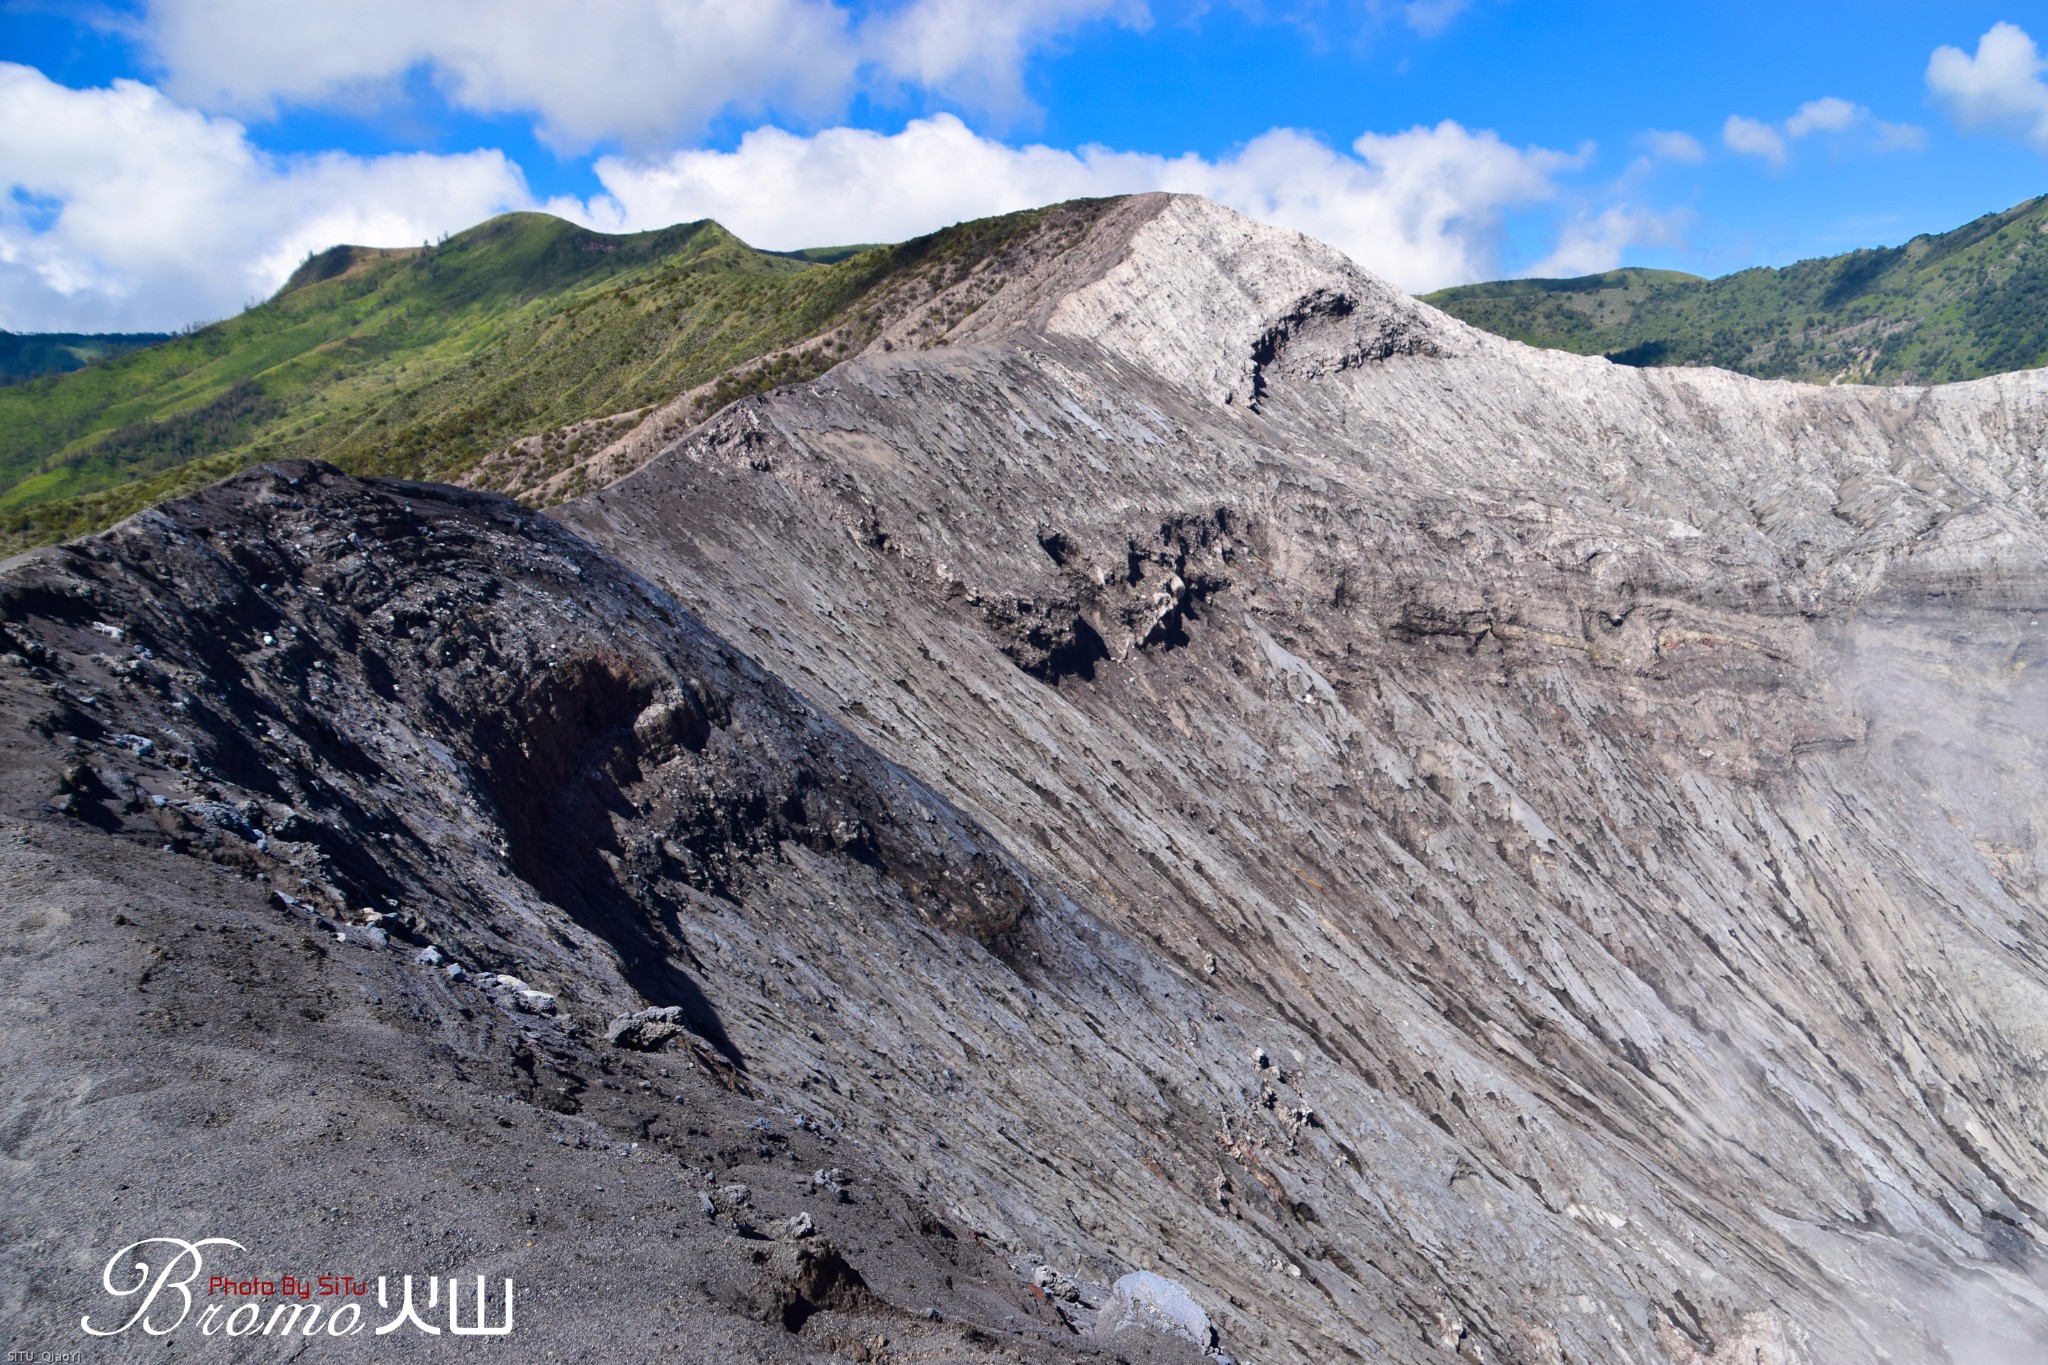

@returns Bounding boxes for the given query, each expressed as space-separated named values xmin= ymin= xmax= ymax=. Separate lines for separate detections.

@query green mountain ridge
xmin=1425 ymin=193 xmax=2048 ymax=385
xmin=0 ymin=205 xmax=1091 ymax=555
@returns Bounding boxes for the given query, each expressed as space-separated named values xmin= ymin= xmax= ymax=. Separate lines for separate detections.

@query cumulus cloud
xmin=560 ymin=113 xmax=1585 ymax=293
xmin=0 ymin=64 xmax=1652 ymax=328
xmin=1722 ymin=115 xmax=1788 ymax=167
xmin=1784 ymin=96 xmax=1857 ymax=136
xmin=0 ymin=63 xmax=533 ymax=331
xmin=1527 ymin=204 xmax=1687 ymax=278
xmin=1724 ymin=98 xmax=1923 ymax=168
xmin=129 ymin=0 xmax=1141 ymax=150
xmin=864 ymin=0 xmax=1149 ymax=120
xmin=1640 ymin=129 xmax=1704 ymax=163
xmin=1928 ymin=21 xmax=2048 ymax=149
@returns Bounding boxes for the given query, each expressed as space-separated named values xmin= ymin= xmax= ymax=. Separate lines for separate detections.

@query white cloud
xmin=1785 ymin=96 xmax=1926 ymax=151
xmin=562 ymin=113 xmax=1584 ymax=293
xmin=1724 ymin=98 xmax=1923 ymax=168
xmin=135 ymin=0 xmax=860 ymax=151
xmin=1722 ymin=115 xmax=1788 ymax=167
xmin=1641 ymin=129 xmax=1704 ymax=163
xmin=1927 ymin=21 xmax=2048 ymax=149
xmin=864 ymin=0 xmax=1149 ymax=121
xmin=131 ymin=0 xmax=1141 ymax=151
xmin=0 ymin=62 xmax=533 ymax=331
xmin=0 ymin=64 xmax=1652 ymax=328
xmin=1399 ymin=0 xmax=1476 ymax=37
xmin=1527 ymin=205 xmax=1686 ymax=278
xmin=1784 ymin=96 xmax=1857 ymax=137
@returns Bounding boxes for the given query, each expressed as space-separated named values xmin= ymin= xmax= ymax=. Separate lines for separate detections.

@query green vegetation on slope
xmin=0 ymin=204 xmax=1099 ymax=555
xmin=1425 ymin=194 xmax=2048 ymax=385
xmin=0 ymin=331 xmax=175 ymax=386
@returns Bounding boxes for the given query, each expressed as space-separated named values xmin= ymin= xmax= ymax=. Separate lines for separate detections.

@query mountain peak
xmin=1042 ymin=194 xmax=1454 ymax=406
xmin=865 ymin=192 xmax=1460 ymax=408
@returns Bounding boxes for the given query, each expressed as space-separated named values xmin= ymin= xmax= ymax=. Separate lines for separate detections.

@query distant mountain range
xmin=6 ymin=191 xmax=2046 ymax=557
xmin=1427 ymin=193 xmax=2048 ymax=385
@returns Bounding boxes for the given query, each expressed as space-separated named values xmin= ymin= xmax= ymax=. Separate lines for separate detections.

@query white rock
xmin=1097 ymin=1271 xmax=1213 ymax=1350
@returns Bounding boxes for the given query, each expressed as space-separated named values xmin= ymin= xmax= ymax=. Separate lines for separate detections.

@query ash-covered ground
xmin=6 ymin=195 xmax=2048 ymax=1363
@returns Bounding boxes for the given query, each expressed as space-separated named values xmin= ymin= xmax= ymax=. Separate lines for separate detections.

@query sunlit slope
xmin=0 ymin=205 xmax=1072 ymax=554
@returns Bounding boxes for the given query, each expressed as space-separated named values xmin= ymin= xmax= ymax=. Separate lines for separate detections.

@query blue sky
xmin=3 ymin=0 xmax=2047 ymax=331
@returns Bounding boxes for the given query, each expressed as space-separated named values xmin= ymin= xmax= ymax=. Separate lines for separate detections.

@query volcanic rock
xmin=3 ymin=193 xmax=2046 ymax=1363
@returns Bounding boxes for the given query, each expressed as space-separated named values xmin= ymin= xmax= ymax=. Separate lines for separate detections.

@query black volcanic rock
xmin=0 ymin=462 xmax=1201 ymax=1361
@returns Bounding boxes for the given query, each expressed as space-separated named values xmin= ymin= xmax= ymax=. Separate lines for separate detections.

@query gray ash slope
xmin=2 ymin=193 xmax=2046 ymax=1362
xmin=566 ymin=195 xmax=2048 ymax=1362
xmin=0 ymin=465 xmax=1211 ymax=1362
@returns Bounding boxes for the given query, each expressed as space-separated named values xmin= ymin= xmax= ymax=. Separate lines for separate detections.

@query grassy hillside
xmin=0 ymin=206 xmax=1091 ymax=555
xmin=0 ymin=331 xmax=175 ymax=385
xmin=1425 ymin=194 xmax=2048 ymax=385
